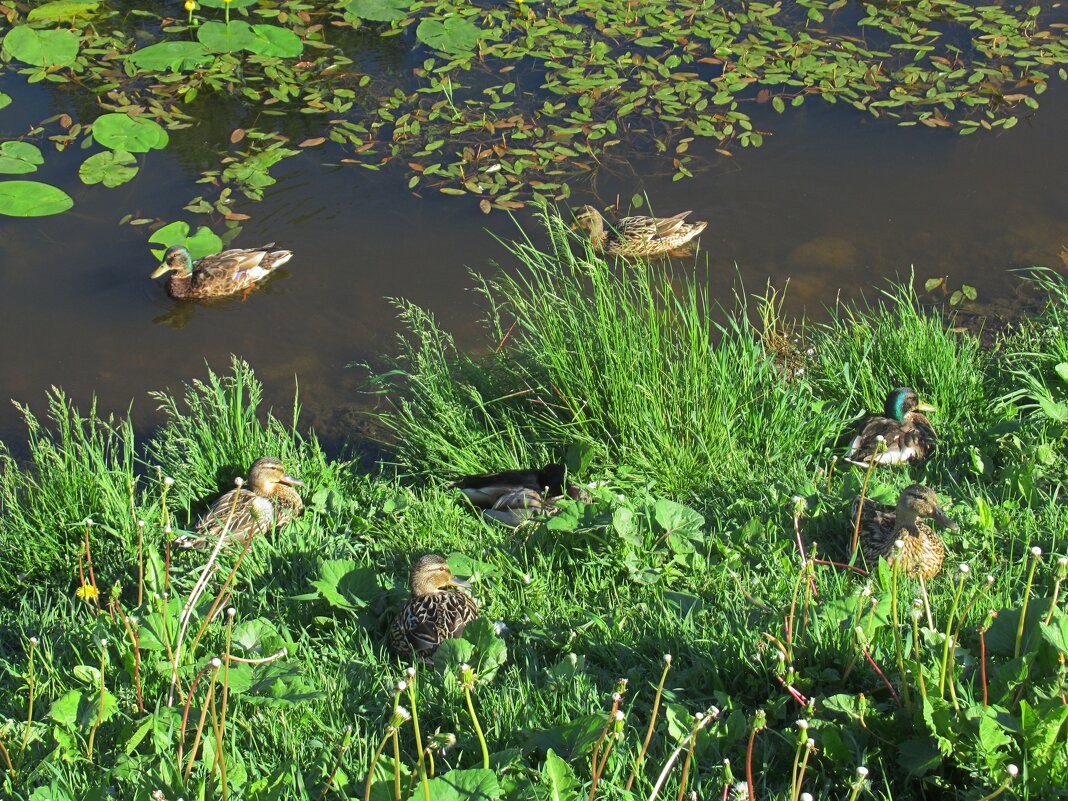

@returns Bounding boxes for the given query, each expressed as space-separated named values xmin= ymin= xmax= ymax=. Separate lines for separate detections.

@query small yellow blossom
xmin=76 ymin=583 xmax=100 ymax=601
xmin=184 ymin=0 xmax=196 ymax=11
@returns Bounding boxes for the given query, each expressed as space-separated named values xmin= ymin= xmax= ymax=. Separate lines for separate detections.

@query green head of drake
xmin=883 ymin=387 xmax=935 ymax=422
xmin=150 ymin=245 xmax=193 ymax=279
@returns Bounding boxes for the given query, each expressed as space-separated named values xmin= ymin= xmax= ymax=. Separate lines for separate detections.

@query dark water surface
xmin=1 ymin=70 xmax=1066 ymax=452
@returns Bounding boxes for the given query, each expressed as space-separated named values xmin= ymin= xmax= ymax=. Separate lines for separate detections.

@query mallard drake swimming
xmin=390 ymin=554 xmax=479 ymax=660
xmin=575 ymin=206 xmax=708 ymax=257
xmin=176 ymin=457 xmax=303 ymax=550
xmin=150 ymin=244 xmax=292 ymax=300
xmin=450 ymin=463 xmax=589 ymax=526
xmin=851 ymin=484 xmax=957 ymax=579
xmin=845 ymin=387 xmax=937 ymax=467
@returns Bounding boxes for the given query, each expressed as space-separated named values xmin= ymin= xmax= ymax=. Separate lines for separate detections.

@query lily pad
xmin=0 ymin=180 xmax=73 ymax=216
xmin=0 ymin=142 xmax=44 ymax=175
xmin=0 ymin=92 xmax=10 ymax=110
xmin=79 ymin=150 xmax=138 ymax=188
xmin=247 ymin=25 xmax=303 ymax=58
xmin=344 ymin=0 xmax=411 ymax=22
xmin=148 ymin=221 xmax=224 ymax=260
xmin=127 ymin=41 xmax=213 ymax=72
xmin=27 ymin=1 xmax=100 ymax=21
xmin=197 ymin=21 xmax=259 ymax=54
xmin=416 ymin=17 xmax=481 ymax=55
xmin=197 ymin=0 xmax=258 ymax=7
xmin=92 ymin=113 xmax=168 ymax=153
xmin=2 ymin=26 xmax=80 ymax=68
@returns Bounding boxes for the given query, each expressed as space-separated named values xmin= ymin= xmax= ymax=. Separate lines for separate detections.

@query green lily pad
xmin=92 ymin=113 xmax=168 ymax=153
xmin=0 ymin=142 xmax=44 ymax=175
xmin=197 ymin=21 xmax=259 ymax=54
xmin=79 ymin=150 xmax=138 ymax=188
xmin=127 ymin=41 xmax=213 ymax=72
xmin=197 ymin=0 xmax=257 ymax=7
xmin=416 ymin=17 xmax=481 ymax=55
xmin=344 ymin=0 xmax=411 ymax=22
xmin=148 ymin=221 xmax=223 ymax=260
xmin=0 ymin=92 xmax=10 ymax=110
xmin=247 ymin=24 xmax=303 ymax=58
xmin=0 ymin=180 xmax=74 ymax=217
xmin=27 ymin=1 xmax=100 ymax=21
xmin=2 ymin=26 xmax=80 ymax=68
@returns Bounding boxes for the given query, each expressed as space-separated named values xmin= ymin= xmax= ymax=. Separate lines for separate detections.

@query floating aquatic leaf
xmin=0 ymin=92 xmax=10 ymax=110
xmin=148 ymin=221 xmax=224 ymax=260
xmin=92 ymin=113 xmax=168 ymax=153
xmin=197 ymin=21 xmax=259 ymax=54
xmin=246 ymin=24 xmax=303 ymax=58
xmin=0 ymin=141 xmax=44 ymax=175
xmin=416 ymin=17 xmax=481 ymax=55
xmin=27 ymin=1 xmax=100 ymax=21
xmin=2 ymin=26 xmax=80 ymax=68
xmin=79 ymin=150 xmax=138 ymax=188
xmin=197 ymin=0 xmax=257 ymax=7
xmin=344 ymin=0 xmax=411 ymax=22
xmin=127 ymin=41 xmax=213 ymax=72
xmin=0 ymin=180 xmax=73 ymax=216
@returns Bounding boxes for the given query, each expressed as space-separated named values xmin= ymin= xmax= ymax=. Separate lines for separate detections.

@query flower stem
xmin=19 ymin=638 xmax=37 ymax=761
xmin=939 ymin=575 xmax=967 ymax=697
xmin=406 ymin=671 xmax=431 ymax=801
xmin=1015 ymin=549 xmax=1041 ymax=659
xmin=463 ymin=681 xmax=489 ymax=770
xmin=624 ymin=656 xmax=672 ymax=792
xmin=86 ymin=641 xmax=107 ymax=761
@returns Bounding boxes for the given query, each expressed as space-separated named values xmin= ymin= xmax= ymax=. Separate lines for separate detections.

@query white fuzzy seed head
xmin=854 ymin=625 xmax=865 ymax=637
xmin=958 ymin=563 xmax=970 ymax=574
xmin=1031 ymin=546 xmax=1042 ymax=557
xmin=856 ymin=766 xmax=869 ymax=778
xmin=405 ymin=667 xmax=416 ymax=679
xmin=29 ymin=636 xmax=38 ymax=645
xmin=801 ymin=794 xmax=814 ymax=801
xmin=875 ymin=434 xmax=886 ymax=443
xmin=663 ymin=653 xmax=673 ymax=665
xmin=396 ymin=680 xmax=407 ymax=692
xmin=614 ymin=710 xmax=624 ymax=721
xmin=210 ymin=658 xmax=222 ymax=668
xmin=1006 ymin=764 xmax=1019 ymax=777
xmin=138 ymin=520 xmax=145 ymax=528
xmin=100 ymin=638 xmax=108 ymax=647
xmin=1058 ymin=557 xmax=1068 ymax=568
xmin=986 ymin=574 xmax=995 ymax=584
xmin=226 ymin=607 xmax=236 ymax=618
xmin=796 ymin=719 xmax=809 ymax=730
xmin=164 ymin=476 xmax=174 ymax=487
xmin=85 ymin=518 xmax=94 ymax=526
xmin=395 ymin=706 xmax=411 ymax=722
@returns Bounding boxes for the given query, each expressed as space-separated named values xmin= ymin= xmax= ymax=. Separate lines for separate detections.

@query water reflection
xmin=0 ymin=74 xmax=1065 ymax=453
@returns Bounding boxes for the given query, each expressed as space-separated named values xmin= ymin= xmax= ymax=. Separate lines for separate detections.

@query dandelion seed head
xmin=663 ymin=653 xmax=673 ymax=665
xmin=210 ymin=657 xmax=222 ymax=668
xmin=396 ymin=680 xmax=407 ymax=692
xmin=854 ymin=625 xmax=865 ymax=637
xmin=614 ymin=710 xmax=624 ymax=721
xmin=1006 ymin=764 xmax=1019 ymax=777
xmin=234 ymin=477 xmax=244 ymax=487
xmin=164 ymin=476 xmax=174 ymax=487
xmin=958 ymin=563 xmax=970 ymax=574
xmin=226 ymin=607 xmax=236 ymax=618
xmin=395 ymin=706 xmax=411 ymax=722
xmin=986 ymin=575 xmax=995 ymax=584
xmin=796 ymin=719 xmax=809 ymax=730
xmin=100 ymin=637 xmax=108 ymax=647
xmin=856 ymin=766 xmax=869 ymax=778
xmin=29 ymin=636 xmax=38 ymax=645
xmin=1058 ymin=557 xmax=1068 ymax=568
xmin=875 ymin=435 xmax=886 ymax=443
xmin=801 ymin=794 xmax=814 ymax=801
xmin=138 ymin=520 xmax=145 ymax=528
xmin=406 ymin=667 xmax=416 ymax=679
xmin=861 ymin=585 xmax=873 ymax=597
xmin=1031 ymin=546 xmax=1042 ymax=557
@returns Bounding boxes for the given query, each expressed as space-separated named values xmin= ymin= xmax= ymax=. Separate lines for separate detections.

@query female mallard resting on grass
xmin=150 ymin=244 xmax=293 ymax=300
xmin=450 ymin=463 xmax=589 ymax=526
xmin=390 ymin=554 xmax=479 ymax=660
xmin=575 ymin=205 xmax=708 ymax=258
xmin=845 ymin=387 xmax=937 ymax=467
xmin=851 ymin=484 xmax=958 ymax=579
xmin=175 ymin=457 xmax=304 ymax=550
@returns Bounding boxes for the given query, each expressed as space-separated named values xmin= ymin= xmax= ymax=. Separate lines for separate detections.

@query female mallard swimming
xmin=846 ymin=387 xmax=937 ymax=467
xmin=851 ymin=484 xmax=957 ymax=578
xmin=575 ymin=205 xmax=708 ymax=257
xmin=150 ymin=244 xmax=293 ymax=300
xmin=450 ymin=463 xmax=589 ymax=526
xmin=390 ymin=554 xmax=479 ymax=660
xmin=176 ymin=457 xmax=303 ymax=550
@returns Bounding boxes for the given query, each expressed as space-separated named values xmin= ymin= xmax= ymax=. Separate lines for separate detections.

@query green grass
xmin=1 ymin=216 xmax=1067 ymax=800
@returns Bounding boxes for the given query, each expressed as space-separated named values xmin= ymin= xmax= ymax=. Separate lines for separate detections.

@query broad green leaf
xmin=49 ymin=689 xmax=84 ymax=728
xmin=405 ymin=769 xmax=501 ymax=801
xmin=232 ymin=618 xmax=283 ymax=655
xmin=127 ymin=41 xmax=213 ymax=72
xmin=0 ymin=180 xmax=73 ymax=216
xmin=247 ymin=25 xmax=303 ymax=58
xmin=416 ymin=17 xmax=481 ymax=55
xmin=148 ymin=221 xmax=223 ymax=260
xmin=1040 ymin=607 xmax=1068 ymax=655
xmin=0 ymin=141 xmax=44 ymax=175
xmin=896 ymin=736 xmax=941 ymax=777
xmin=198 ymin=0 xmax=257 ymax=6
xmin=2 ymin=26 xmax=80 ymax=67
xmin=79 ymin=150 xmax=138 ymax=187
xmin=344 ymin=0 xmax=411 ymax=22
xmin=1055 ymin=363 xmax=1068 ymax=385
xmin=92 ymin=113 xmax=168 ymax=153
xmin=653 ymin=498 xmax=704 ymax=537
xmin=197 ymin=21 xmax=259 ymax=54
xmin=27 ymin=0 xmax=100 ymax=21
xmin=542 ymin=749 xmax=579 ymax=801
xmin=0 ymin=92 xmax=10 ymax=110
xmin=308 ymin=560 xmax=380 ymax=611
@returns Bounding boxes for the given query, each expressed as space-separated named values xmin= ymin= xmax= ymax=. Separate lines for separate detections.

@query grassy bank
xmin=1 ymin=213 xmax=1067 ymax=800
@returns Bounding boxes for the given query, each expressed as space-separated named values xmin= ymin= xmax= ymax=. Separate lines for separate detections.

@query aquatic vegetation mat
xmin=1 ymin=0 xmax=1067 ymax=236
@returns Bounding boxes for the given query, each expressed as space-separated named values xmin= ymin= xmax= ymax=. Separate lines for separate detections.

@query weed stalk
xmin=18 ymin=637 xmax=38 ymax=762
xmin=624 ymin=654 xmax=672 ymax=792
xmin=1015 ymin=547 xmax=1042 ymax=659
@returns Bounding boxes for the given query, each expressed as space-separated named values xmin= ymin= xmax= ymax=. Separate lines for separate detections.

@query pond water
xmin=1 ymin=67 xmax=1066 ymax=453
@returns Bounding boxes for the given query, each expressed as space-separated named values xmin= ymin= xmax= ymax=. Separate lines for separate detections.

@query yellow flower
xmin=76 ymin=583 xmax=100 ymax=601
xmin=184 ymin=0 xmax=196 ymax=10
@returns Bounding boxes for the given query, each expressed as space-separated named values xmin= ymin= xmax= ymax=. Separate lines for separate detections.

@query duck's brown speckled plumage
xmin=846 ymin=387 xmax=937 ymax=468
xmin=390 ymin=554 xmax=479 ymax=660
xmin=176 ymin=457 xmax=303 ymax=550
xmin=576 ymin=206 xmax=707 ymax=257
xmin=852 ymin=484 xmax=957 ymax=579
xmin=450 ymin=463 xmax=590 ymax=526
xmin=151 ymin=244 xmax=292 ymax=300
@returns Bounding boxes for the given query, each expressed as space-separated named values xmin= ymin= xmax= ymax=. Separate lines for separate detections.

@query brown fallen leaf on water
xmin=59 ymin=114 xmax=72 ymax=129
xmin=756 ymin=89 xmax=771 ymax=104
xmin=479 ymin=199 xmax=492 ymax=215
xmin=230 ymin=128 xmax=245 ymax=144
xmin=225 ymin=213 xmax=251 ymax=221
xmin=299 ymin=137 xmax=326 ymax=148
